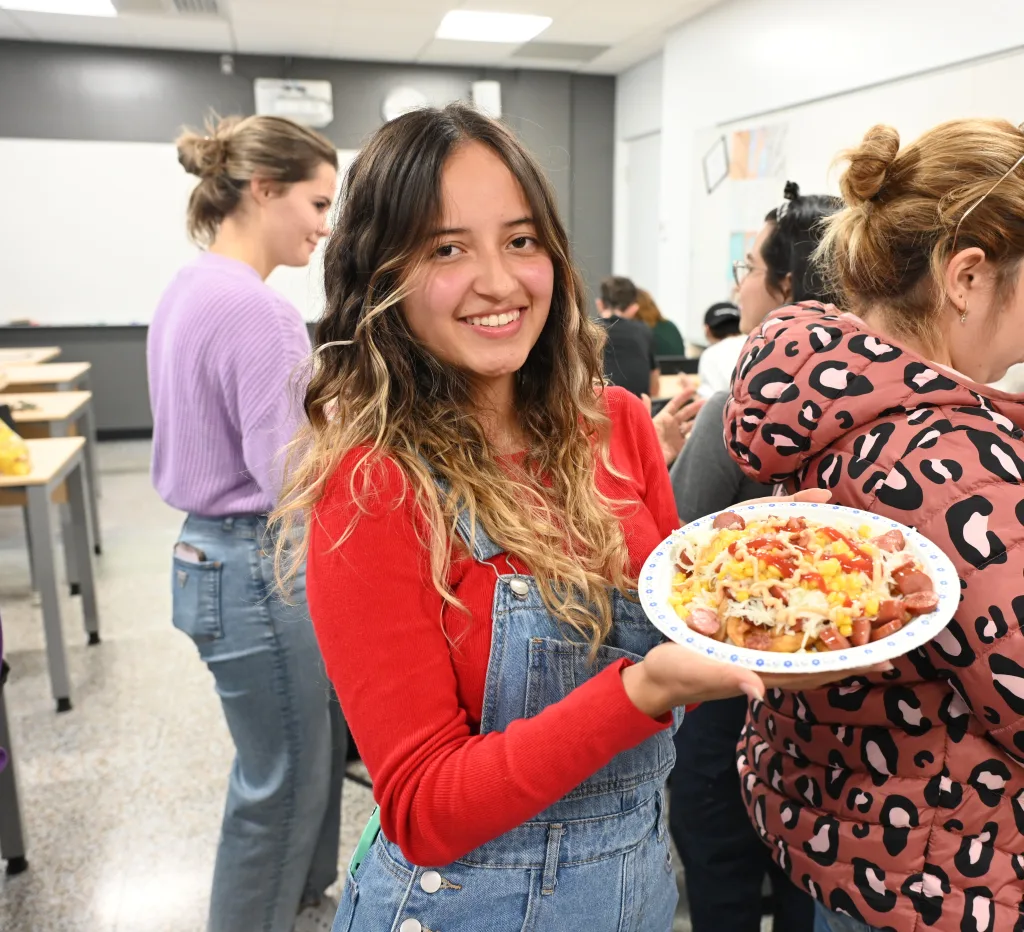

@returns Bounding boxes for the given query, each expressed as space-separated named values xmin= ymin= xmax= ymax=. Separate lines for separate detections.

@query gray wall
xmin=0 ymin=41 xmax=615 ymax=434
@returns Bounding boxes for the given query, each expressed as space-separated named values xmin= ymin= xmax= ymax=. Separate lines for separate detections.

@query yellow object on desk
xmin=0 ymin=420 xmax=31 ymax=476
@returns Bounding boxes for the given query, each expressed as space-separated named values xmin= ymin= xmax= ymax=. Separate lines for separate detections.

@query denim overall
xmin=332 ymin=505 xmax=679 ymax=932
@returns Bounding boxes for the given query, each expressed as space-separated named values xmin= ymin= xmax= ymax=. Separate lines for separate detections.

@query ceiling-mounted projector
xmin=254 ymin=79 xmax=334 ymax=129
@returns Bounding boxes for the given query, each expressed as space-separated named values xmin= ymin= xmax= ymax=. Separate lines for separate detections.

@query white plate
xmin=640 ymin=502 xmax=959 ymax=673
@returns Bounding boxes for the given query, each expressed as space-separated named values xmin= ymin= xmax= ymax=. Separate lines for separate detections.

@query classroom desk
xmin=0 ymin=361 xmax=91 ymax=392
xmin=0 ymin=347 xmax=60 ymax=366
xmin=0 ymin=438 xmax=99 ymax=712
xmin=0 ymin=363 xmax=100 ymax=506
xmin=1 ymin=392 xmax=103 ymax=566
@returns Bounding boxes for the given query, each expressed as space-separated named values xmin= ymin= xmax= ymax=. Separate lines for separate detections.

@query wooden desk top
xmin=0 ymin=347 xmax=60 ymax=365
xmin=0 ymin=361 xmax=91 ymax=387
xmin=0 ymin=436 xmax=85 ymax=488
xmin=0 ymin=391 xmax=91 ymax=423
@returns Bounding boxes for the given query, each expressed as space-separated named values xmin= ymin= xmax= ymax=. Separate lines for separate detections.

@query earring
xmin=960 ymin=294 xmax=968 ymax=325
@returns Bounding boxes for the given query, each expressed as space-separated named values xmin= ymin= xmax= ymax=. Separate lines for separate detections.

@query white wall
xmin=0 ymin=138 xmax=355 ymax=326
xmin=613 ymin=53 xmax=663 ymax=296
xmin=659 ymin=0 xmax=1024 ymax=339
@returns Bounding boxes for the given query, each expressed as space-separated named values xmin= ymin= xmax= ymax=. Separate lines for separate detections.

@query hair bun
xmin=176 ymin=117 xmax=237 ymax=178
xmin=840 ymin=124 xmax=900 ymax=206
xmin=783 ymin=180 xmax=800 ymax=201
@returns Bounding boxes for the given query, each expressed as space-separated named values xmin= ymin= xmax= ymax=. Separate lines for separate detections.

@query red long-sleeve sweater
xmin=306 ymin=387 xmax=680 ymax=866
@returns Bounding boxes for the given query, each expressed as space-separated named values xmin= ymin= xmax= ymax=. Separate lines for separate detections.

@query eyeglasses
xmin=732 ymin=260 xmax=765 ymax=287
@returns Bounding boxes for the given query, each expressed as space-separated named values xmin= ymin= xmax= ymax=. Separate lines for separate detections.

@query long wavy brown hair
xmin=273 ymin=103 xmax=634 ymax=648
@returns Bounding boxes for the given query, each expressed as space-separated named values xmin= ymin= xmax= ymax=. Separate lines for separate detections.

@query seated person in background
xmin=595 ymin=275 xmax=659 ymax=398
xmin=695 ymin=301 xmax=743 ymax=395
xmin=635 ymin=287 xmax=686 ymax=357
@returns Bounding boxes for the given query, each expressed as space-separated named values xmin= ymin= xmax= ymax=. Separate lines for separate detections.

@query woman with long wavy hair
xmin=274 ymin=103 xmax=835 ymax=932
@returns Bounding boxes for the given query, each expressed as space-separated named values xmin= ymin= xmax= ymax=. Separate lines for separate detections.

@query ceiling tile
xmin=417 ymin=37 xmax=522 ymax=67
xmin=0 ymin=0 xmax=728 ymax=74
xmin=0 ymin=9 xmax=34 ymax=38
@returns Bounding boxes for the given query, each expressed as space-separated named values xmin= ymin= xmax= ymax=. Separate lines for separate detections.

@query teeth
xmin=465 ymin=309 xmax=521 ymax=328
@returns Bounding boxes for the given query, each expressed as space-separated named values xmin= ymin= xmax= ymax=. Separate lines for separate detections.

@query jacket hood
xmin=725 ymin=304 xmax=1024 ymax=485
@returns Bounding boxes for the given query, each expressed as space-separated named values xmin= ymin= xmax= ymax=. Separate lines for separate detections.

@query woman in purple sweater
xmin=147 ymin=115 xmax=343 ymax=932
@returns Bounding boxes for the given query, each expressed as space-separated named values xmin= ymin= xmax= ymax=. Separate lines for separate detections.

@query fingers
xmin=735 ymin=669 xmax=766 ymax=702
xmin=741 ymin=488 xmax=833 ymax=507
xmin=789 ymin=488 xmax=832 ymax=504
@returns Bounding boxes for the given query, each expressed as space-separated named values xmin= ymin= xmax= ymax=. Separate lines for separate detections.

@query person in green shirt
xmin=636 ymin=288 xmax=686 ymax=357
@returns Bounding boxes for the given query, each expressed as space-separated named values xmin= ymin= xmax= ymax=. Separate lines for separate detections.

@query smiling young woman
xmin=270 ymin=103 xmax=839 ymax=932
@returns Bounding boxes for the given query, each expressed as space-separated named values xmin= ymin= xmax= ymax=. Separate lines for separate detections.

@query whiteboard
xmin=0 ymin=138 xmax=356 ymax=326
xmin=686 ymin=47 xmax=1024 ymax=343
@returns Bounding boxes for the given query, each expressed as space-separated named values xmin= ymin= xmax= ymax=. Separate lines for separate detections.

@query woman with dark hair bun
xmin=667 ymin=181 xmax=841 ymax=932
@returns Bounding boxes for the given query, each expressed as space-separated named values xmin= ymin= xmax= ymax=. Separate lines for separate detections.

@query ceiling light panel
xmin=435 ymin=10 xmax=551 ymax=44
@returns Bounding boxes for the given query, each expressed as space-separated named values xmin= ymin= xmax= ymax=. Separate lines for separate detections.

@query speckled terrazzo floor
xmin=0 ymin=440 xmax=769 ymax=932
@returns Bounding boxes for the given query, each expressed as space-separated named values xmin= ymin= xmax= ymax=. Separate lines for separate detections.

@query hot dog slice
xmin=713 ymin=511 xmax=746 ymax=530
xmin=903 ymin=590 xmax=940 ymax=616
xmin=870 ymin=619 xmax=903 ymax=641
xmin=849 ymin=617 xmax=872 ymax=647
xmin=819 ymin=626 xmax=851 ymax=651
xmin=687 ymin=607 xmax=723 ymax=639
xmin=872 ymin=530 xmax=906 ymax=553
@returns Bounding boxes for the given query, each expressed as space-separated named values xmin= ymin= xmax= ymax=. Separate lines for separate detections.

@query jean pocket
xmin=171 ymin=554 xmax=223 ymax=644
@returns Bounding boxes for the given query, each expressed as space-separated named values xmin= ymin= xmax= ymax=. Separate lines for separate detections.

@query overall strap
xmin=433 ymin=474 xmax=505 ymax=562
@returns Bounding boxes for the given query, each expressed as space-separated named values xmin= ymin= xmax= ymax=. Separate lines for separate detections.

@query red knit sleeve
xmin=306 ymin=451 xmax=670 ymax=867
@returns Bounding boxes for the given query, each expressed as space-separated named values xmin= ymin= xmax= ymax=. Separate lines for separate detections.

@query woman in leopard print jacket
xmin=726 ymin=119 xmax=1024 ymax=932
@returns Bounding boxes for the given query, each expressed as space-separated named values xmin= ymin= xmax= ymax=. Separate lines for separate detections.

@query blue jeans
xmin=173 ymin=514 xmax=346 ymax=932
xmin=814 ymin=903 xmax=884 ymax=932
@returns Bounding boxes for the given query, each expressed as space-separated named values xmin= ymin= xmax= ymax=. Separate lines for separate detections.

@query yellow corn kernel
xmin=859 ymin=525 xmax=873 ymax=538
xmin=818 ymin=558 xmax=841 ymax=577
xmin=838 ymin=624 xmax=853 ymax=638
xmin=672 ymin=572 xmax=688 ymax=585
xmin=758 ymin=559 xmax=769 ymax=573
xmin=744 ymin=562 xmax=755 ymax=578
xmin=865 ymin=597 xmax=879 ymax=617
xmin=827 ymin=591 xmax=844 ymax=606
xmin=674 ymin=605 xmax=691 ymax=620
xmin=726 ymin=561 xmax=745 ymax=576
xmin=735 ymin=590 xmax=750 ymax=602
xmin=831 ymin=540 xmax=849 ymax=556
xmin=767 ymin=565 xmax=783 ymax=580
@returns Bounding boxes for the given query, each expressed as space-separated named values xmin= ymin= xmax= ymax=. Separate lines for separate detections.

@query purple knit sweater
xmin=147 ymin=252 xmax=312 ymax=516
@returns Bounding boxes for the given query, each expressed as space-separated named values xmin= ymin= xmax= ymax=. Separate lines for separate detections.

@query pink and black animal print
xmin=726 ymin=304 xmax=1024 ymax=932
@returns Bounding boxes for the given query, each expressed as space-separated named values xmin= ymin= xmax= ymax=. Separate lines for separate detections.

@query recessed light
xmin=436 ymin=10 xmax=552 ymax=44
xmin=0 ymin=0 xmax=116 ymax=14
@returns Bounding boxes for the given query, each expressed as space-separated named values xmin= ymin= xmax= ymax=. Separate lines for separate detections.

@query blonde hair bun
xmin=176 ymin=116 xmax=238 ymax=178
xmin=840 ymin=124 xmax=901 ymax=205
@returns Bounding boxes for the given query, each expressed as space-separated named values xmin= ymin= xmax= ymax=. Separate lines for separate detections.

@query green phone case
xmin=350 ymin=805 xmax=381 ymax=874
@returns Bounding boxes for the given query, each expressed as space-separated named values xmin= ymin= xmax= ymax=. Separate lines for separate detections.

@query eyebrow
xmin=432 ymin=216 xmax=535 ymax=237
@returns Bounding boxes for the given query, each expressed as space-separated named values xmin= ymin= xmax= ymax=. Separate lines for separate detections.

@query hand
xmin=642 ymin=388 xmax=705 ymax=465
xmin=622 ymin=642 xmax=892 ymax=719
xmin=743 ymin=488 xmax=833 ymax=506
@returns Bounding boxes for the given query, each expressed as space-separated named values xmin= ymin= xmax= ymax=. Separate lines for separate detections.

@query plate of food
xmin=639 ymin=502 xmax=958 ymax=672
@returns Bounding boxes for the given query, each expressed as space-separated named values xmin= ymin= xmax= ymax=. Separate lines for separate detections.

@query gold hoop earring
xmin=960 ymin=295 xmax=968 ymax=325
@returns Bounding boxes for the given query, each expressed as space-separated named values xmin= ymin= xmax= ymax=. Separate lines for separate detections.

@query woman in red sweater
xmin=274 ymin=103 xmax=832 ymax=932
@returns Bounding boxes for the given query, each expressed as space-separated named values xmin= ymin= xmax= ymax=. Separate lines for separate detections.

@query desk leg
xmin=21 ymin=507 xmax=36 ymax=591
xmin=0 ymin=687 xmax=28 ymax=871
xmin=76 ymin=410 xmax=102 ymax=556
xmin=48 ymin=420 xmax=81 ymax=596
xmin=25 ymin=485 xmax=72 ymax=712
xmin=67 ymin=461 xmax=100 ymax=646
